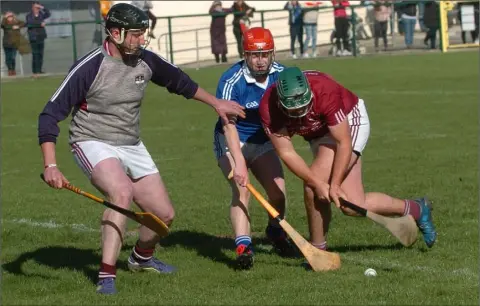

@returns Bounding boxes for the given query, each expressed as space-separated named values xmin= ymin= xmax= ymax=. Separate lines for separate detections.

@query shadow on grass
xmin=160 ymin=230 xmax=277 ymax=270
xmin=160 ymin=230 xmax=407 ymax=270
xmin=2 ymin=246 xmax=129 ymax=284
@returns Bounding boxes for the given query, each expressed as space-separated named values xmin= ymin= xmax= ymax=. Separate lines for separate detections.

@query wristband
xmin=44 ymin=164 xmax=57 ymax=169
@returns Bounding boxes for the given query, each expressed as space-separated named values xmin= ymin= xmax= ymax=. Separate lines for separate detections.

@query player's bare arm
xmin=222 ymin=117 xmax=248 ymax=187
xmin=327 ymin=119 xmax=352 ymax=207
xmin=269 ymin=128 xmax=330 ymax=200
xmin=40 ymin=142 xmax=69 ymax=189
xmin=193 ymin=87 xmax=246 ymax=124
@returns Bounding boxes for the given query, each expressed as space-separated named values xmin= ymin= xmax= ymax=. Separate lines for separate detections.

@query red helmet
xmin=242 ymin=27 xmax=275 ymax=77
xmin=243 ymin=27 xmax=275 ymax=52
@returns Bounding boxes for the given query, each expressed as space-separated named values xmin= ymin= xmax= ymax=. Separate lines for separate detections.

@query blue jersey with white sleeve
xmin=214 ymin=60 xmax=285 ymax=144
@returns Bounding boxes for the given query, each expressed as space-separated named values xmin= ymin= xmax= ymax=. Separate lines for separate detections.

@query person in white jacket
xmin=302 ymin=2 xmax=320 ymax=57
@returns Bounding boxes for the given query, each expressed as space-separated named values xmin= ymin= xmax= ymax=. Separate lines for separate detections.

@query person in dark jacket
xmin=26 ymin=1 xmax=50 ymax=77
xmin=423 ymin=1 xmax=439 ymax=49
xmin=209 ymin=1 xmax=232 ymax=63
xmin=231 ymin=0 xmax=254 ymax=59
xmin=284 ymin=1 xmax=304 ymax=58
xmin=1 ymin=11 xmax=30 ymax=76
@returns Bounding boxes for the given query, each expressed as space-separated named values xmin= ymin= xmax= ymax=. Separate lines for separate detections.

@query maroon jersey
xmin=259 ymin=70 xmax=359 ymax=141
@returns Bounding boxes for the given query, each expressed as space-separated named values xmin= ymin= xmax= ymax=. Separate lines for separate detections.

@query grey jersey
xmin=38 ymin=41 xmax=198 ymax=146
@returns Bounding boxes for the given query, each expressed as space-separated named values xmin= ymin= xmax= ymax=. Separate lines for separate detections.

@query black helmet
xmin=104 ymin=3 xmax=150 ymax=64
xmin=105 ymin=3 xmax=149 ymax=32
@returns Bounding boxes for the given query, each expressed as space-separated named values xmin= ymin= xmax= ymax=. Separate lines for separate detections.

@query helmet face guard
xmin=109 ymin=28 xmax=150 ymax=55
xmin=242 ymin=27 xmax=275 ymax=77
xmin=276 ymin=67 xmax=313 ymax=118
xmin=244 ymin=49 xmax=275 ymax=77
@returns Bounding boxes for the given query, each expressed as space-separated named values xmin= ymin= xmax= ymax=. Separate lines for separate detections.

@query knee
xmin=162 ymin=207 xmax=175 ymax=226
xmin=232 ymin=187 xmax=250 ymax=206
xmin=339 ymin=198 xmax=365 ymax=217
xmin=339 ymin=206 xmax=362 ymax=217
xmin=268 ymin=189 xmax=286 ymax=207
xmin=109 ymin=186 xmax=134 ymax=208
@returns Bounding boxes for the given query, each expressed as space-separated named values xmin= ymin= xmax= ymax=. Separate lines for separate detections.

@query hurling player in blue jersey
xmin=213 ymin=27 xmax=296 ymax=270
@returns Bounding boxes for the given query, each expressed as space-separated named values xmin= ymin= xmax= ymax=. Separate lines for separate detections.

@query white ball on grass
xmin=364 ymin=268 xmax=377 ymax=277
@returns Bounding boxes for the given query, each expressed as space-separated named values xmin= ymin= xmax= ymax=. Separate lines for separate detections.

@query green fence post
xmin=168 ymin=17 xmax=174 ymax=64
xmin=351 ymin=7 xmax=357 ymax=57
xmin=261 ymin=11 xmax=265 ymax=28
xmin=71 ymin=23 xmax=77 ymax=61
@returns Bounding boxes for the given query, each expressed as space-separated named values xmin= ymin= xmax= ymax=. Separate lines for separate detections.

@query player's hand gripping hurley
xmin=40 ymin=174 xmax=169 ymax=237
xmin=228 ymin=171 xmax=341 ymax=271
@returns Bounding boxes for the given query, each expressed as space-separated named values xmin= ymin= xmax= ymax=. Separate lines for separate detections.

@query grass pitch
xmin=1 ymin=51 xmax=478 ymax=305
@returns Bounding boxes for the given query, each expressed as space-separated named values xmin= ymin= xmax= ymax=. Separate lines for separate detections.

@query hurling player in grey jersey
xmin=38 ymin=3 xmax=245 ymax=295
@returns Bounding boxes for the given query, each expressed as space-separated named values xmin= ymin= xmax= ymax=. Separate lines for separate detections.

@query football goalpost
xmin=440 ymin=0 xmax=479 ymax=52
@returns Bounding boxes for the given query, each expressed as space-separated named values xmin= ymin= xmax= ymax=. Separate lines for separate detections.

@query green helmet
xmin=276 ymin=67 xmax=313 ymax=118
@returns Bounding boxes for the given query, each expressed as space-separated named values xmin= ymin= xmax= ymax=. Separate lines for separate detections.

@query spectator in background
xmin=362 ymin=1 xmax=376 ymax=37
xmin=394 ymin=1 xmax=405 ymax=35
xmin=26 ymin=1 xmax=50 ymax=78
xmin=1 ymin=11 xmax=31 ymax=76
xmin=209 ymin=1 xmax=231 ymax=63
xmin=423 ymin=1 xmax=439 ymax=49
xmin=131 ymin=0 xmax=157 ymax=39
xmin=373 ymin=0 xmax=391 ymax=52
xmin=231 ymin=0 xmax=255 ymax=59
xmin=302 ymin=2 xmax=319 ymax=58
xmin=331 ymin=0 xmax=351 ymax=56
xmin=285 ymin=1 xmax=304 ymax=59
xmin=399 ymin=1 xmax=417 ymax=49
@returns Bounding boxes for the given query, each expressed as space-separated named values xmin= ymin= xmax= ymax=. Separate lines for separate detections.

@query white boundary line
xmin=6 ymin=218 xmax=98 ymax=232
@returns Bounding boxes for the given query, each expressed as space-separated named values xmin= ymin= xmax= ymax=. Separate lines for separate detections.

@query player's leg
xmin=305 ymin=143 xmax=335 ymax=251
xmin=214 ymin=132 xmax=253 ymax=269
xmin=128 ymin=173 xmax=176 ymax=273
xmin=340 ymin=99 xmax=436 ymax=247
xmin=340 ymin=156 xmax=437 ymax=247
xmin=249 ymin=148 xmax=295 ymax=257
xmin=71 ymin=141 xmax=133 ymax=294
xmin=117 ymin=141 xmax=176 ymax=273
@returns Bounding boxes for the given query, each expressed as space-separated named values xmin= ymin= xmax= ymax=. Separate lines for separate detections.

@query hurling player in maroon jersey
xmin=259 ymin=67 xmax=437 ymax=253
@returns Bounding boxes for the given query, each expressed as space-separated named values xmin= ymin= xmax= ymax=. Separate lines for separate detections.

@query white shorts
xmin=213 ymin=132 xmax=275 ymax=166
xmin=309 ymin=99 xmax=370 ymax=156
xmin=71 ymin=140 xmax=159 ymax=180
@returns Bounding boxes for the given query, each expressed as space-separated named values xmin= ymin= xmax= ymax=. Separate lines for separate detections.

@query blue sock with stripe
xmin=235 ymin=235 xmax=252 ymax=249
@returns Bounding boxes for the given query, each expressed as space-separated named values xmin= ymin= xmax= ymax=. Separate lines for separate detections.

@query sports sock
xmin=131 ymin=241 xmax=154 ymax=263
xmin=312 ymin=241 xmax=327 ymax=251
xmin=403 ymin=199 xmax=421 ymax=221
xmin=235 ymin=235 xmax=252 ymax=248
xmin=99 ymin=262 xmax=116 ymax=279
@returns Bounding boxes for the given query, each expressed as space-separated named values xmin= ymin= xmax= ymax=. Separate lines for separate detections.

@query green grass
xmin=1 ymin=51 xmax=478 ymax=305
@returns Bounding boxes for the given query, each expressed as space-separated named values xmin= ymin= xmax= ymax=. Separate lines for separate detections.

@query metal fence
xmin=1 ymin=3 xmax=477 ymax=78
